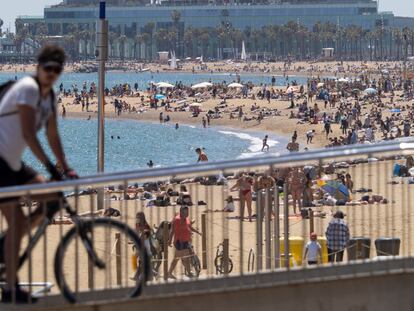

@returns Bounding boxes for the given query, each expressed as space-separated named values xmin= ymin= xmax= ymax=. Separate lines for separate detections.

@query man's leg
xmin=327 ymin=248 xmax=335 ymax=263
xmin=167 ymin=248 xmax=181 ymax=277
xmin=336 ymin=250 xmax=344 ymax=262
xmin=0 ymin=204 xmax=26 ymax=291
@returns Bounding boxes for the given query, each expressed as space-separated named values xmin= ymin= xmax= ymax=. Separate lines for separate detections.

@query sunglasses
xmin=43 ymin=65 xmax=63 ymax=74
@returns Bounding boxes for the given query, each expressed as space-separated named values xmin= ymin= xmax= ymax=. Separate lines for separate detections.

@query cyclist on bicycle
xmin=167 ymin=205 xmax=201 ymax=279
xmin=0 ymin=45 xmax=77 ymax=303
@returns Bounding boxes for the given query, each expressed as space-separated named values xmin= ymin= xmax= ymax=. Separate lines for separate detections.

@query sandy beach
xmin=1 ymin=59 xmax=414 ymax=299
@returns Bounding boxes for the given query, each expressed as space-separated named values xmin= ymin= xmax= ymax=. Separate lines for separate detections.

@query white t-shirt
xmin=305 ymin=241 xmax=321 ymax=262
xmin=0 ymin=77 xmax=55 ymax=171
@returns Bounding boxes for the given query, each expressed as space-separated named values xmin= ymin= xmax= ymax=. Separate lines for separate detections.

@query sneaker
xmin=1 ymin=286 xmax=38 ymax=304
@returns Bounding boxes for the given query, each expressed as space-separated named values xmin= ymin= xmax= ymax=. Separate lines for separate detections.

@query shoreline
xmin=63 ymin=110 xmax=293 ymax=157
xmin=64 ymin=109 xmax=299 ymax=152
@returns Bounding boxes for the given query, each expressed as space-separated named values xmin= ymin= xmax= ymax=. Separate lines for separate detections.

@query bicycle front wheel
xmin=54 ymin=218 xmax=149 ymax=303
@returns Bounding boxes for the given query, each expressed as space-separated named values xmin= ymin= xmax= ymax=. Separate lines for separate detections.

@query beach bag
xmin=393 ymin=164 xmax=401 ymax=177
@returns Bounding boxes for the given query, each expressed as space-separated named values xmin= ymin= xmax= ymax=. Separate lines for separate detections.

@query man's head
xmin=180 ymin=205 xmax=189 ymax=218
xmin=37 ymin=45 xmax=65 ymax=87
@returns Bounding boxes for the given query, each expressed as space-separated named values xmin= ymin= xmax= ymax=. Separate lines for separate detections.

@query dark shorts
xmin=0 ymin=157 xmax=37 ymax=203
xmin=174 ymin=240 xmax=191 ymax=251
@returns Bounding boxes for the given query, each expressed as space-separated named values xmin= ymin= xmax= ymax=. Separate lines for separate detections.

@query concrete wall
xmin=19 ymin=258 xmax=414 ymax=311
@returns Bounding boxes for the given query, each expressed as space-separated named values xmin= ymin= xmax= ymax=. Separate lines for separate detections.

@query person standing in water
xmin=195 ymin=148 xmax=208 ymax=162
xmin=262 ymin=135 xmax=270 ymax=152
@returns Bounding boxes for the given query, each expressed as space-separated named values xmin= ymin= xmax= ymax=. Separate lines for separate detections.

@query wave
xmin=218 ymin=130 xmax=280 ymax=158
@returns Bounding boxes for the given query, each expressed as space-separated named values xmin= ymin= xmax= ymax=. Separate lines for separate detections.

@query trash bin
xmin=279 ymin=236 xmax=304 ymax=266
xmin=316 ymin=236 xmax=329 ymax=264
xmin=375 ymin=238 xmax=400 ymax=256
xmin=347 ymin=237 xmax=371 ymax=260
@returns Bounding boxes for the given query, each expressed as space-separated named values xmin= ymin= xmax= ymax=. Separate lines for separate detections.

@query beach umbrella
xmin=156 ymin=82 xmax=174 ymax=88
xmin=191 ymin=82 xmax=213 ymax=89
xmin=155 ymin=94 xmax=166 ymax=100
xmin=337 ymin=77 xmax=349 ymax=83
xmin=228 ymin=82 xmax=244 ymax=88
xmin=317 ymin=179 xmax=350 ymax=200
xmin=286 ymin=86 xmax=298 ymax=94
xmin=364 ymin=88 xmax=378 ymax=94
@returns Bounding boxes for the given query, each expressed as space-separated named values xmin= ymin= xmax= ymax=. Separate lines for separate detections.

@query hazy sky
xmin=1 ymin=0 xmax=414 ymax=32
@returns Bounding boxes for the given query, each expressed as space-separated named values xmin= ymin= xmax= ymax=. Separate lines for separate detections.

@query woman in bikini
xmin=230 ymin=173 xmax=254 ymax=222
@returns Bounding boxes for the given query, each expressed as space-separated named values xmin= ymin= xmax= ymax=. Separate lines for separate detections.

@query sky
xmin=0 ymin=0 xmax=414 ymax=33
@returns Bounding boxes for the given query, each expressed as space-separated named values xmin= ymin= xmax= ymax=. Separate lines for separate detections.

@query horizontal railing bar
xmin=0 ymin=140 xmax=413 ymax=198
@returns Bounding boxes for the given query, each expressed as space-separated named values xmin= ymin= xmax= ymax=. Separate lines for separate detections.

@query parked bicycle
xmin=214 ymin=243 xmax=233 ymax=275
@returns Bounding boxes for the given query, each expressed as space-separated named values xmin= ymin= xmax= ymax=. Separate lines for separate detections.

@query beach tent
xmin=155 ymin=94 xmax=166 ymax=100
xmin=191 ymin=82 xmax=213 ymax=89
xmin=317 ymin=179 xmax=350 ymax=200
xmin=364 ymin=88 xmax=378 ymax=94
xmin=156 ymin=82 xmax=174 ymax=88
xmin=190 ymin=102 xmax=202 ymax=107
xmin=228 ymin=82 xmax=244 ymax=88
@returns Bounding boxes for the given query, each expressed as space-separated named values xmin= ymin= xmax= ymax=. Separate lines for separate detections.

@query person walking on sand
xmin=168 ymin=206 xmax=202 ymax=279
xmin=230 ymin=173 xmax=254 ymax=222
xmin=306 ymin=130 xmax=315 ymax=144
xmin=325 ymin=211 xmax=350 ymax=263
xmin=262 ymin=135 xmax=270 ymax=152
xmin=303 ymin=232 xmax=322 ymax=265
xmin=287 ymin=167 xmax=306 ymax=214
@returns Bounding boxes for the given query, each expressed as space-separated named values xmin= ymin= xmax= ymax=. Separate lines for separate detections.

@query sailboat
xmin=240 ymin=41 xmax=247 ymax=61
xmin=170 ymin=51 xmax=177 ymax=69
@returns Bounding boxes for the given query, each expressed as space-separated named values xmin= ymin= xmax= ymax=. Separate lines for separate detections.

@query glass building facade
xmin=43 ymin=2 xmax=397 ymax=36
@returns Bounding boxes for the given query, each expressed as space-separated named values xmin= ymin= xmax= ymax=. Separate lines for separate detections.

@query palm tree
xmin=143 ymin=22 xmax=155 ymax=60
xmin=118 ymin=35 xmax=127 ymax=61
xmin=0 ymin=19 xmax=3 ymax=37
xmin=171 ymin=10 xmax=181 ymax=55
xmin=108 ymin=31 xmax=118 ymax=58
xmin=134 ymin=34 xmax=144 ymax=59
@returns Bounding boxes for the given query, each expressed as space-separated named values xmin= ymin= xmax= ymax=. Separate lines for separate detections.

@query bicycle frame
xmin=1 ymin=195 xmax=105 ymax=277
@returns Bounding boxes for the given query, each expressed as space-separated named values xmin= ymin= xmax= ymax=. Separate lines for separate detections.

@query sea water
xmin=0 ymin=71 xmax=307 ymax=89
xmin=0 ymin=71 xmax=290 ymax=176
xmin=23 ymin=118 xmax=288 ymax=177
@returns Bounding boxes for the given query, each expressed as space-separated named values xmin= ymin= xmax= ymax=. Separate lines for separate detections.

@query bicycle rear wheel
xmin=54 ymin=218 xmax=149 ymax=303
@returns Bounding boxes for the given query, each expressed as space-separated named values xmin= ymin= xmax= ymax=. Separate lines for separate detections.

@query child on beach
xmin=303 ymin=232 xmax=322 ymax=265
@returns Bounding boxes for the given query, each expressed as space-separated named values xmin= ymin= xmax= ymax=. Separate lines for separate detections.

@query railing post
xmin=201 ymin=214 xmax=207 ymax=269
xmin=223 ymin=238 xmax=229 ymax=275
xmin=163 ymin=222 xmax=169 ymax=281
xmin=115 ymin=233 xmax=122 ymax=286
xmin=256 ymin=190 xmax=263 ymax=272
xmin=274 ymin=184 xmax=280 ymax=269
xmin=265 ymin=188 xmax=271 ymax=270
xmin=283 ymin=183 xmax=290 ymax=269
xmin=309 ymin=209 xmax=315 ymax=234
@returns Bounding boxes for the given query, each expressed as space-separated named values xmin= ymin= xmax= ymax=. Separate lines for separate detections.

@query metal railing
xmin=1 ymin=139 xmax=414 ymax=305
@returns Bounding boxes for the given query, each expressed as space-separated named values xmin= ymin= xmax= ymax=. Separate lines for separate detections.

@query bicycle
xmin=0 ymin=193 xmax=149 ymax=303
xmin=184 ymin=244 xmax=201 ymax=278
xmin=214 ymin=243 xmax=233 ymax=275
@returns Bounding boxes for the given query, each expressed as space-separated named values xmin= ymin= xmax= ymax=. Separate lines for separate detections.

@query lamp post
xmin=96 ymin=1 xmax=108 ymax=210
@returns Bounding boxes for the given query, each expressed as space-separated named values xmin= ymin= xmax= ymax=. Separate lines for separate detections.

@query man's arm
xmin=18 ymin=105 xmax=52 ymax=168
xmin=190 ymin=224 xmax=202 ymax=236
xmin=168 ymin=221 xmax=175 ymax=246
xmin=46 ymin=113 xmax=69 ymax=171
